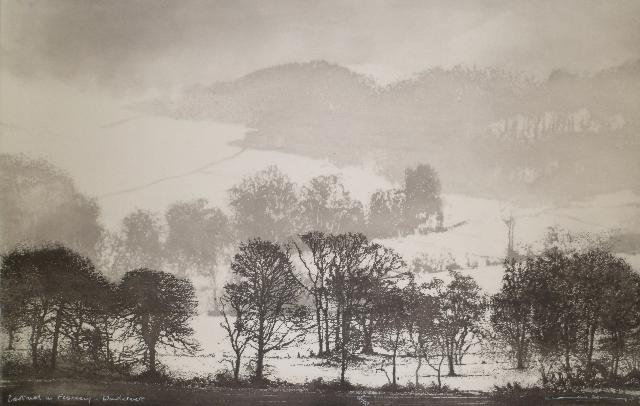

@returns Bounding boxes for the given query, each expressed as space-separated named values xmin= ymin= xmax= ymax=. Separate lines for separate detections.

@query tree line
xmin=3 ymin=154 xmax=443 ymax=278
xmin=2 ymin=235 xmax=639 ymax=389
xmin=1 ymin=245 xmax=199 ymax=377
xmin=219 ymin=231 xmax=488 ymax=386
xmin=491 ymin=246 xmax=640 ymax=386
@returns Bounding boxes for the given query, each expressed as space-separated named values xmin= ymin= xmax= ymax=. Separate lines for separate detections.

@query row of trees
xmin=0 ymin=245 xmax=198 ymax=376
xmin=218 ymin=234 xmax=640 ymax=387
xmin=2 ymin=238 xmax=639 ymax=388
xmin=491 ymin=247 xmax=640 ymax=383
xmin=3 ymin=154 xmax=442 ymax=279
xmin=219 ymin=232 xmax=487 ymax=386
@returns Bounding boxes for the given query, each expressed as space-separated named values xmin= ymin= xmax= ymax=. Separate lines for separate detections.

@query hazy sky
xmin=2 ymin=0 xmax=640 ymax=87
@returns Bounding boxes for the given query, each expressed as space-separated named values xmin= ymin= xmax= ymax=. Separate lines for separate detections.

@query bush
xmin=212 ymin=370 xmax=249 ymax=388
xmin=305 ymin=377 xmax=357 ymax=392
xmin=131 ymin=369 xmax=175 ymax=385
xmin=423 ymin=382 xmax=457 ymax=394
xmin=379 ymin=382 xmax=404 ymax=392
xmin=0 ymin=350 xmax=32 ymax=378
xmin=624 ymin=369 xmax=640 ymax=388
xmin=491 ymin=382 xmax=547 ymax=405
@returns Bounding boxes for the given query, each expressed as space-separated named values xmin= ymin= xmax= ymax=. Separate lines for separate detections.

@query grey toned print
xmin=1 ymin=1 xmax=639 ymax=405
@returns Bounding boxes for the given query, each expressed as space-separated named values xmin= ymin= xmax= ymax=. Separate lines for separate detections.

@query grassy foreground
xmin=4 ymin=379 xmax=640 ymax=406
xmin=0 ymin=379 xmax=499 ymax=406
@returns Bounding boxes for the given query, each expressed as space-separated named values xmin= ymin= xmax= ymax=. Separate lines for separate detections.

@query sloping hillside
xmin=139 ymin=60 xmax=640 ymax=204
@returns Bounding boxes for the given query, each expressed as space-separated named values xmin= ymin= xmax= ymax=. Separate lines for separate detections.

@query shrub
xmin=131 ymin=369 xmax=175 ymax=385
xmin=491 ymin=382 xmax=547 ymax=405
xmin=305 ymin=377 xmax=357 ymax=392
xmin=212 ymin=370 xmax=249 ymax=388
xmin=0 ymin=350 xmax=31 ymax=378
xmin=379 ymin=382 xmax=403 ymax=392
xmin=624 ymin=369 xmax=640 ymax=388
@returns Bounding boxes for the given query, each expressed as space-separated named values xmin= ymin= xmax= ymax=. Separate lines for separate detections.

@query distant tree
xmin=367 ymin=189 xmax=406 ymax=238
xmin=165 ymin=199 xmax=232 ymax=310
xmin=402 ymin=164 xmax=443 ymax=233
xmin=219 ymin=281 xmax=253 ymax=381
xmin=114 ymin=209 xmax=164 ymax=273
xmin=165 ymin=199 xmax=231 ymax=278
xmin=229 ymin=166 xmax=300 ymax=242
xmin=0 ymin=154 xmax=102 ymax=258
xmin=226 ymin=239 xmax=308 ymax=382
xmin=299 ymin=175 xmax=365 ymax=234
xmin=119 ymin=269 xmax=199 ymax=374
xmin=490 ymin=258 xmax=535 ymax=370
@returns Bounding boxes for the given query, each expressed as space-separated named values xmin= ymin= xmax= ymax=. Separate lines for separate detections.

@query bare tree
xmin=219 ymin=281 xmax=253 ymax=381
xmin=292 ymin=231 xmax=333 ymax=356
xmin=326 ymin=233 xmax=405 ymax=385
xmin=226 ymin=239 xmax=308 ymax=382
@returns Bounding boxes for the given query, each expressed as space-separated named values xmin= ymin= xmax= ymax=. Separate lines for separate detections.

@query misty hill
xmin=139 ymin=60 xmax=640 ymax=204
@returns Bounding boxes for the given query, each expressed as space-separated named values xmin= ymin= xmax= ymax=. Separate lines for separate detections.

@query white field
xmin=160 ymin=312 xmax=539 ymax=392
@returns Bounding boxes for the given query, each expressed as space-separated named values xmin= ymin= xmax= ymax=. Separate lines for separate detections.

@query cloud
xmin=1 ymin=0 xmax=639 ymax=88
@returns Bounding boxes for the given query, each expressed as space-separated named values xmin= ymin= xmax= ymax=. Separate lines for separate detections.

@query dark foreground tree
xmin=119 ymin=269 xmax=199 ymax=374
xmin=0 ymin=245 xmax=105 ymax=371
xmin=292 ymin=231 xmax=333 ymax=357
xmin=431 ymin=271 xmax=487 ymax=377
xmin=219 ymin=282 xmax=253 ymax=381
xmin=376 ymin=286 xmax=408 ymax=388
xmin=226 ymin=239 xmax=308 ymax=382
xmin=491 ymin=258 xmax=535 ymax=369
xmin=405 ymin=280 xmax=446 ymax=387
xmin=327 ymin=233 xmax=405 ymax=384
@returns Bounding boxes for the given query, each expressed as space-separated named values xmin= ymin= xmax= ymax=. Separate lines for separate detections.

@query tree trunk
xmin=30 ymin=334 xmax=39 ymax=368
xmin=323 ymin=306 xmax=330 ymax=354
xmin=563 ymin=324 xmax=571 ymax=374
xmin=586 ymin=324 xmax=596 ymax=373
xmin=148 ymin=342 xmax=156 ymax=373
xmin=315 ymin=304 xmax=323 ymax=356
xmin=339 ymin=311 xmax=349 ymax=385
xmin=50 ymin=305 xmax=64 ymax=371
xmin=516 ymin=326 xmax=526 ymax=370
xmin=361 ymin=320 xmax=374 ymax=354
xmin=447 ymin=354 xmax=456 ymax=376
xmin=7 ymin=328 xmax=15 ymax=350
xmin=255 ymin=315 xmax=266 ymax=382
xmin=335 ymin=308 xmax=341 ymax=351
xmin=234 ymin=353 xmax=241 ymax=381
xmin=392 ymin=347 xmax=397 ymax=387
xmin=415 ymin=353 xmax=422 ymax=386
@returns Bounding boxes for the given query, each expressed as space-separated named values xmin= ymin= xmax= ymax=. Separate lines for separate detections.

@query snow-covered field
xmin=160 ymin=313 xmax=538 ymax=392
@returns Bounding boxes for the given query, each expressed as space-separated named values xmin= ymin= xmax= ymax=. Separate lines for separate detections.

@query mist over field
xmin=2 ymin=1 xmax=640 ymax=403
